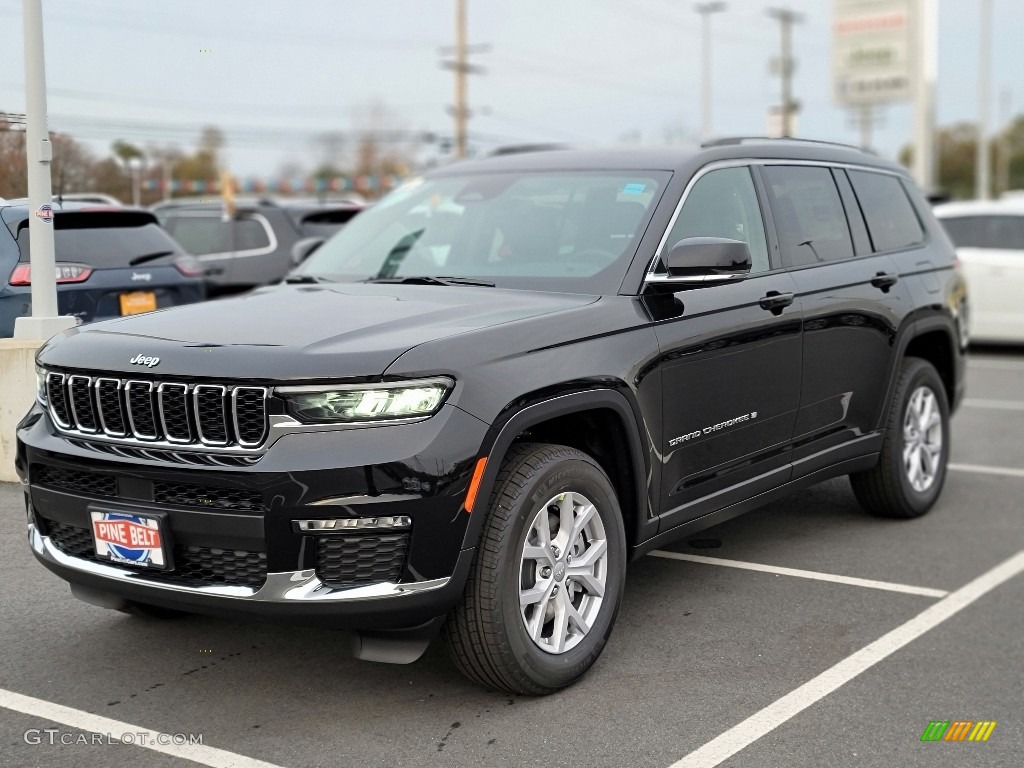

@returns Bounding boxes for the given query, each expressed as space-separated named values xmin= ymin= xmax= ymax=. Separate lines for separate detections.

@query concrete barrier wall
xmin=0 ymin=339 xmax=42 ymax=482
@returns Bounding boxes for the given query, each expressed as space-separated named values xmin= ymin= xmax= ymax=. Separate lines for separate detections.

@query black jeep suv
xmin=17 ymin=139 xmax=968 ymax=695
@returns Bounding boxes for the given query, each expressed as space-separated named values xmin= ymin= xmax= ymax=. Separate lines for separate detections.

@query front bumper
xmin=17 ymin=401 xmax=487 ymax=630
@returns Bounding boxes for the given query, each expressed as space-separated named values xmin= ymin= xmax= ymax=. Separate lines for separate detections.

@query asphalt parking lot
xmin=1 ymin=352 xmax=1022 ymax=768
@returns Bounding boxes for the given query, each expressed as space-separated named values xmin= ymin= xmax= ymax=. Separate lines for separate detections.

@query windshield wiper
xmin=129 ymin=250 xmax=176 ymax=266
xmin=363 ymin=275 xmax=496 ymax=287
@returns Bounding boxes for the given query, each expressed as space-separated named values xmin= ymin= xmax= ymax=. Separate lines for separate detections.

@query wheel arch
xmin=880 ymin=314 xmax=963 ymax=429
xmin=461 ymin=389 xmax=652 ymax=553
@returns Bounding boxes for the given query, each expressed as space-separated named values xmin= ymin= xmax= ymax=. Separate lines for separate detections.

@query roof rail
xmin=702 ymin=136 xmax=870 ymax=153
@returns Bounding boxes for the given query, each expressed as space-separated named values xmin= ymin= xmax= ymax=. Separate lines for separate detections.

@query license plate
xmin=119 ymin=291 xmax=157 ymax=315
xmin=90 ymin=510 xmax=171 ymax=569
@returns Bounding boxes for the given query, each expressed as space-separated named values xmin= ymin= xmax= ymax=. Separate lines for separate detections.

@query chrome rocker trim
xmin=28 ymin=522 xmax=448 ymax=603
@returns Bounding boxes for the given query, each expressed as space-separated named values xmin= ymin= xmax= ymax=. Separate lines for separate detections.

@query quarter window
xmin=848 ymin=171 xmax=924 ymax=252
xmin=165 ymin=214 xmax=271 ymax=255
xmin=662 ymin=166 xmax=770 ymax=273
xmin=762 ymin=166 xmax=854 ymax=266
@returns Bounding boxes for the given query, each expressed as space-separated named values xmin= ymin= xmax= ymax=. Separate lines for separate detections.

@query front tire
xmin=444 ymin=443 xmax=627 ymax=695
xmin=850 ymin=357 xmax=950 ymax=518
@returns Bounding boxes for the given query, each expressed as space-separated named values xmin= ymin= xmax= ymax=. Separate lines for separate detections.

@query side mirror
xmin=664 ymin=237 xmax=752 ymax=280
xmin=290 ymin=237 xmax=325 ymax=267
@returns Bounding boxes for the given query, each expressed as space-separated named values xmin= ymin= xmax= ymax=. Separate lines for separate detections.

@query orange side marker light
xmin=464 ymin=457 xmax=488 ymax=513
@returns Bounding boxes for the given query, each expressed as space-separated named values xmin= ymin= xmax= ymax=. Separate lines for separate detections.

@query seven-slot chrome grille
xmin=45 ymin=372 xmax=268 ymax=450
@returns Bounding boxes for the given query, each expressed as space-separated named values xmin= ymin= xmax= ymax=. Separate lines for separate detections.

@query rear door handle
xmin=871 ymin=272 xmax=899 ymax=291
xmin=759 ymin=291 xmax=795 ymax=314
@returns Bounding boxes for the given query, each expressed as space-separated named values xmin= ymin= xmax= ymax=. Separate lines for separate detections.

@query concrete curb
xmin=0 ymin=339 xmax=43 ymax=482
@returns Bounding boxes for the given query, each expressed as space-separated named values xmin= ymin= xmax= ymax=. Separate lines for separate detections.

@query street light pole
xmin=13 ymin=0 xmax=76 ymax=340
xmin=911 ymin=0 xmax=938 ymax=192
xmin=696 ymin=2 xmax=726 ymax=142
xmin=976 ymin=0 xmax=992 ymax=200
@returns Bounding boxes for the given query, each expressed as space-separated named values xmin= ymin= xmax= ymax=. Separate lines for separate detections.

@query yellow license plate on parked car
xmin=119 ymin=291 xmax=157 ymax=315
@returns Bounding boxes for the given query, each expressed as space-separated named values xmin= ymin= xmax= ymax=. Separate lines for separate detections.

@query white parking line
xmin=966 ymin=359 xmax=1024 ymax=371
xmin=950 ymin=462 xmax=1024 ymax=479
xmin=962 ymin=398 xmax=1024 ymax=411
xmin=648 ymin=551 xmax=948 ymax=598
xmin=0 ymin=687 xmax=285 ymax=768
xmin=667 ymin=549 xmax=1024 ymax=768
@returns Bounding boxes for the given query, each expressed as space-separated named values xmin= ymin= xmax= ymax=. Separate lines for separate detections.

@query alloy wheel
xmin=902 ymin=384 xmax=943 ymax=493
xmin=518 ymin=492 xmax=608 ymax=654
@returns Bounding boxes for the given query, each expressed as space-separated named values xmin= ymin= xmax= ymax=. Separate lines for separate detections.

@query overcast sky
xmin=0 ymin=0 xmax=1021 ymax=177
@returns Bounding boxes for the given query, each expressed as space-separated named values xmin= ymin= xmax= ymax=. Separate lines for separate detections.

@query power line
xmin=0 ymin=1 xmax=443 ymax=50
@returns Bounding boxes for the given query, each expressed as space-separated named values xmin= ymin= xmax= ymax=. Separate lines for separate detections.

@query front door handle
xmin=871 ymin=272 xmax=899 ymax=292
xmin=759 ymin=291 xmax=795 ymax=314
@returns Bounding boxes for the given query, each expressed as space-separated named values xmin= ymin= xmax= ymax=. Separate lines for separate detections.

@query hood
xmin=38 ymin=283 xmax=599 ymax=379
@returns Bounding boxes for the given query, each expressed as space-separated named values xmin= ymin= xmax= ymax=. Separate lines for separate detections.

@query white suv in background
xmin=935 ymin=197 xmax=1024 ymax=344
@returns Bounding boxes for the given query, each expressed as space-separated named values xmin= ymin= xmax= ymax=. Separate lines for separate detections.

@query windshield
xmin=298 ymin=171 xmax=668 ymax=293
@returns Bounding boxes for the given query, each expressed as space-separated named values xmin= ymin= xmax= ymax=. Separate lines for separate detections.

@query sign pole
xmin=13 ymin=0 xmax=76 ymax=340
xmin=911 ymin=0 xmax=937 ymax=192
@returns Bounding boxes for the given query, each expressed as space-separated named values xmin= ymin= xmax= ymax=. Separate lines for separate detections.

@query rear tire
xmin=850 ymin=357 xmax=950 ymax=519
xmin=444 ymin=442 xmax=627 ymax=695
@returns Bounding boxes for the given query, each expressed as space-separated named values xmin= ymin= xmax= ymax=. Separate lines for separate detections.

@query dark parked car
xmin=19 ymin=140 xmax=967 ymax=695
xmin=152 ymin=197 xmax=363 ymax=295
xmin=0 ymin=202 xmax=205 ymax=337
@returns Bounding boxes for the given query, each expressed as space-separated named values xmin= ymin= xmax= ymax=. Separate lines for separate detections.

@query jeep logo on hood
xmin=130 ymin=354 xmax=160 ymax=368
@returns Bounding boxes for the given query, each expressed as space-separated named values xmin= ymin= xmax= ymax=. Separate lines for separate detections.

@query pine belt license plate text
xmin=119 ymin=291 xmax=157 ymax=315
xmin=90 ymin=510 xmax=170 ymax=569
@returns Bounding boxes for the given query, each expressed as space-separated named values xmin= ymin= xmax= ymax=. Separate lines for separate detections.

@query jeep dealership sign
xmin=833 ymin=0 xmax=913 ymax=105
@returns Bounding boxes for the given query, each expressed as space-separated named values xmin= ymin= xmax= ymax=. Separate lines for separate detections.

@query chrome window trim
xmin=157 ymin=382 xmax=192 ymax=443
xmin=644 ymin=158 xmax=914 ymax=284
xmin=67 ymin=375 xmax=99 ymax=433
xmin=232 ymin=386 xmax=269 ymax=447
xmin=45 ymin=372 xmax=72 ymax=428
xmin=193 ymin=384 xmax=229 ymax=446
xmin=94 ymin=377 xmax=127 ymax=437
xmin=124 ymin=380 xmax=158 ymax=440
xmin=29 ymin=522 xmax=447 ymax=603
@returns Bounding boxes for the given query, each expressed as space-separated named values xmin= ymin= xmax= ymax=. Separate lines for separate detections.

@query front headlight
xmin=277 ymin=377 xmax=452 ymax=424
xmin=36 ymin=366 xmax=48 ymax=406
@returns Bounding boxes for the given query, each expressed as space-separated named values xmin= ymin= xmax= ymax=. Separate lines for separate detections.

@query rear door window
xmin=847 ymin=170 xmax=925 ymax=252
xmin=762 ymin=165 xmax=854 ymax=266
xmin=17 ymin=212 xmax=183 ymax=267
xmin=940 ymin=215 xmax=1024 ymax=250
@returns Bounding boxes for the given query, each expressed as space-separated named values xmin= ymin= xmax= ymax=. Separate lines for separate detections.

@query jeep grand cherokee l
xmin=17 ymin=139 xmax=968 ymax=695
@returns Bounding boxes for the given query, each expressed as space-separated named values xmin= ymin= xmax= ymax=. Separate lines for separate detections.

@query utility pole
xmin=911 ymin=0 xmax=937 ymax=192
xmin=857 ymin=103 xmax=873 ymax=150
xmin=996 ymin=88 xmax=1011 ymax=197
xmin=696 ymin=3 xmax=726 ymax=141
xmin=976 ymin=0 xmax=992 ymax=200
xmin=767 ymin=7 xmax=803 ymax=137
xmin=439 ymin=0 xmax=488 ymax=159
xmin=14 ymin=0 xmax=76 ymax=340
